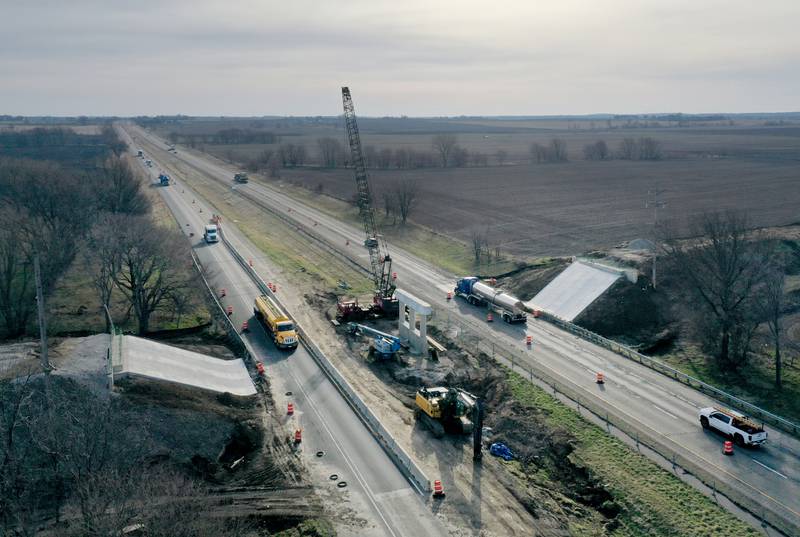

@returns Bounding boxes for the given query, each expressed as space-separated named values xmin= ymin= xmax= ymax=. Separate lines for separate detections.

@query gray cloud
xmin=1 ymin=0 xmax=798 ymax=115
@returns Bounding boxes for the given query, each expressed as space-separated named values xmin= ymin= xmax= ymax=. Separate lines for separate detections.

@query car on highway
xmin=699 ymin=407 xmax=767 ymax=447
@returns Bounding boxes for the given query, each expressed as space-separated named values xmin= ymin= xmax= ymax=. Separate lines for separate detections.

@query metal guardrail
xmin=218 ymin=227 xmax=432 ymax=494
xmin=534 ymin=309 xmax=800 ymax=437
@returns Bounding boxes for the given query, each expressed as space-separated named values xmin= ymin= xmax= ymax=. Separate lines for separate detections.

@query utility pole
xmin=645 ymin=188 xmax=667 ymax=288
xmin=33 ymin=255 xmax=51 ymax=372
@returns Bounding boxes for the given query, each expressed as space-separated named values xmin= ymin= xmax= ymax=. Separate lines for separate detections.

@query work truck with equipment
xmin=699 ymin=407 xmax=767 ymax=447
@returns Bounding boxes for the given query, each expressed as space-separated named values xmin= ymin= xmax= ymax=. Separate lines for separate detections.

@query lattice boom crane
xmin=341 ymin=87 xmax=397 ymax=315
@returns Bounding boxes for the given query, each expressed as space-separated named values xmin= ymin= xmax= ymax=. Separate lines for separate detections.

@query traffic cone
xmin=432 ymin=480 xmax=445 ymax=498
xmin=596 ymin=372 xmax=605 ymax=384
xmin=287 ymin=402 xmax=294 ymax=415
xmin=294 ymin=429 xmax=302 ymax=443
xmin=487 ymin=312 xmax=493 ymax=322
xmin=723 ymin=440 xmax=734 ymax=456
xmin=249 ymin=259 xmax=253 ymax=267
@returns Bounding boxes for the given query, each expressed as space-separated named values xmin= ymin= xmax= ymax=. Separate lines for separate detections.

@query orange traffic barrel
xmin=392 ymin=272 xmax=397 ymax=280
xmin=446 ymin=292 xmax=452 ymax=300
xmin=596 ymin=372 xmax=605 ymax=384
xmin=241 ymin=320 xmax=249 ymax=332
xmin=723 ymin=440 xmax=734 ymax=456
xmin=294 ymin=429 xmax=302 ymax=443
xmin=432 ymin=480 xmax=445 ymax=497
xmin=526 ymin=335 xmax=532 ymax=346
xmin=287 ymin=403 xmax=294 ymax=415
xmin=249 ymin=259 xmax=253 ymax=267
xmin=533 ymin=310 xmax=541 ymax=318
xmin=220 ymin=288 xmax=226 ymax=297
xmin=256 ymin=362 xmax=265 ymax=376
xmin=487 ymin=312 xmax=493 ymax=322
xmin=273 ymin=284 xmax=277 ymax=293
xmin=226 ymin=305 xmax=233 ymax=316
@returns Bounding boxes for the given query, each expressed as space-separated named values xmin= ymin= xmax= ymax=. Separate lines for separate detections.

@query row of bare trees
xmin=0 ymin=140 xmax=194 ymax=338
xmin=663 ymin=211 xmax=792 ymax=387
xmin=0 ymin=155 xmax=148 ymax=339
xmin=531 ymin=137 xmax=664 ymax=163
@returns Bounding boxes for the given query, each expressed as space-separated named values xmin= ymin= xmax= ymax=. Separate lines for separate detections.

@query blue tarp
xmin=490 ymin=442 xmax=514 ymax=461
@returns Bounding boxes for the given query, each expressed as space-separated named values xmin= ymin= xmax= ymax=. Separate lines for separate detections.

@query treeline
xmin=0 ymin=127 xmax=195 ymax=339
xmin=168 ymin=128 xmax=278 ymax=146
xmin=0 ymin=126 xmax=124 ymax=166
xmin=530 ymin=137 xmax=664 ymax=163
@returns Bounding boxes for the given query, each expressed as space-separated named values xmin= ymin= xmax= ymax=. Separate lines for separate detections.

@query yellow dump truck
xmin=253 ymin=295 xmax=298 ymax=350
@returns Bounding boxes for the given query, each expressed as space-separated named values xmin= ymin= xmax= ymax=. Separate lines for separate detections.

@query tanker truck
xmin=454 ymin=277 xmax=527 ymax=323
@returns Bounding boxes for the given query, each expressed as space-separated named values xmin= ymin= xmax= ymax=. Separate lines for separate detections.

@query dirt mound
xmin=500 ymin=259 xmax=570 ymax=301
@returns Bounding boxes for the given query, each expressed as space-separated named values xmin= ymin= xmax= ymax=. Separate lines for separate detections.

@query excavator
xmin=336 ymin=87 xmax=399 ymax=322
xmin=414 ymin=386 xmax=477 ymax=438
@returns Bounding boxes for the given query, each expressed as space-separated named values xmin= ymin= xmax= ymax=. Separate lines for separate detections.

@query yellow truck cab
xmin=253 ymin=295 xmax=298 ymax=350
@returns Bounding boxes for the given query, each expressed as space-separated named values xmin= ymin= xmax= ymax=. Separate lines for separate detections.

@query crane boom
xmin=341 ymin=87 xmax=396 ymax=308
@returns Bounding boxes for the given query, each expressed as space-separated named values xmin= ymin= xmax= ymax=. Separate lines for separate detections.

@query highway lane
xmin=127 ymin=124 xmax=800 ymax=533
xmin=121 ymin=128 xmax=448 ymax=537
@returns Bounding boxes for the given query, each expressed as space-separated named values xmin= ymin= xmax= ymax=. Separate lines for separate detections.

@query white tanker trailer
xmin=454 ymin=277 xmax=527 ymax=323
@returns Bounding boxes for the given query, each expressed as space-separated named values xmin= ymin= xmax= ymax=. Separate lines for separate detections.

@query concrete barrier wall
xmin=219 ymin=228 xmax=432 ymax=494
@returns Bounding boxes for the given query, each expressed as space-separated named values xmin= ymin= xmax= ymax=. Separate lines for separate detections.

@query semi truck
xmin=454 ymin=277 xmax=527 ymax=323
xmin=699 ymin=407 xmax=767 ymax=446
xmin=254 ymin=295 xmax=298 ymax=350
xmin=158 ymin=173 xmax=170 ymax=186
xmin=203 ymin=224 xmax=219 ymax=243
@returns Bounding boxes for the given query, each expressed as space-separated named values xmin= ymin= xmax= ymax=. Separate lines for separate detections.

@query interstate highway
xmin=120 ymin=126 xmax=448 ymax=537
xmin=126 ymin=124 xmax=800 ymax=534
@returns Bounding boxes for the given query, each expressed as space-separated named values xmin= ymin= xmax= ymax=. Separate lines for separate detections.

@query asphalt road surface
xmin=120 ymin=127 xmax=448 ymax=537
xmin=126 ymin=124 xmax=800 ymax=535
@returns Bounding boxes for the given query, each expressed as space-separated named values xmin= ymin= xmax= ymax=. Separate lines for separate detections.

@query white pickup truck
xmin=699 ymin=407 xmax=767 ymax=447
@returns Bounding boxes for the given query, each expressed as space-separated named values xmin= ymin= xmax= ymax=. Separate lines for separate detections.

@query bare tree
xmin=432 ymin=134 xmax=458 ymax=167
xmin=113 ymin=217 xmax=191 ymax=334
xmin=393 ymin=179 xmax=419 ymax=225
xmin=549 ymin=138 xmax=568 ymax=162
xmin=85 ymin=215 xmax=124 ymax=332
xmin=638 ymin=137 xmax=663 ymax=160
xmin=470 ymin=228 xmax=486 ymax=263
xmin=663 ymin=211 xmax=768 ymax=371
xmin=755 ymin=260 xmax=786 ymax=388
xmin=317 ymin=137 xmax=343 ymax=168
xmin=381 ymin=191 xmax=395 ymax=218
xmin=530 ymin=143 xmax=548 ymax=163
xmin=583 ymin=140 xmax=610 ymax=160
xmin=618 ymin=138 xmax=638 ymax=160
xmin=494 ymin=149 xmax=508 ymax=166
xmin=0 ymin=219 xmax=35 ymax=338
xmin=97 ymin=157 xmax=149 ymax=215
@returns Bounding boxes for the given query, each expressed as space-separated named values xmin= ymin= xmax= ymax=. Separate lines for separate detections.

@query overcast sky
xmin=2 ymin=0 xmax=799 ymax=116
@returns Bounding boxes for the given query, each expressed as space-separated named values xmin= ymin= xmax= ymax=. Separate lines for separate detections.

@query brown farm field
xmin=150 ymin=117 xmax=800 ymax=256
